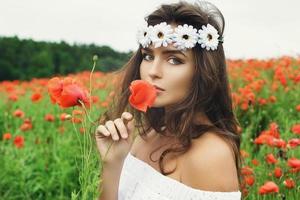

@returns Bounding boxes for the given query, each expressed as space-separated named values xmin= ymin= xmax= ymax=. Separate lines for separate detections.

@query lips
xmin=153 ymin=85 xmax=165 ymax=91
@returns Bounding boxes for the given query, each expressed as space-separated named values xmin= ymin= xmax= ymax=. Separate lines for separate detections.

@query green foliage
xmin=0 ymin=36 xmax=133 ymax=81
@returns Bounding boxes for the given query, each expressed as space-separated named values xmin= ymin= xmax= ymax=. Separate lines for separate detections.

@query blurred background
xmin=0 ymin=0 xmax=299 ymax=81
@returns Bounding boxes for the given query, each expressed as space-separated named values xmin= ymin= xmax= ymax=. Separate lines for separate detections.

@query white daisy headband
xmin=136 ymin=21 xmax=223 ymax=51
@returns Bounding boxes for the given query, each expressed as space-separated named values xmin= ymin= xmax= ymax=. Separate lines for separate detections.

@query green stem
xmin=78 ymin=100 xmax=96 ymax=125
xmin=89 ymin=56 xmax=98 ymax=113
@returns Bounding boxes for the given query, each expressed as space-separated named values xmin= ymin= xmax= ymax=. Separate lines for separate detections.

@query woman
xmin=95 ymin=1 xmax=242 ymax=199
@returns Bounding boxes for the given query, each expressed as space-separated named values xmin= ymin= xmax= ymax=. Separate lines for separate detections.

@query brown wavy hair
xmin=97 ymin=0 xmax=242 ymax=188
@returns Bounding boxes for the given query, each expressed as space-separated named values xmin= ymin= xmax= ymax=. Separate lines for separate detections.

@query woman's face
xmin=139 ymin=43 xmax=195 ymax=109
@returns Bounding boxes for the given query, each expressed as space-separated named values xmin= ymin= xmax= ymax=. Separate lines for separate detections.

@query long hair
xmin=98 ymin=0 xmax=242 ymax=188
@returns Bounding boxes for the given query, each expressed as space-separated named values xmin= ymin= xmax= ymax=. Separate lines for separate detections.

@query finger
xmin=96 ymin=125 xmax=110 ymax=137
xmin=105 ymin=120 xmax=119 ymax=141
xmin=121 ymin=112 xmax=133 ymax=125
xmin=114 ymin=118 xmax=128 ymax=139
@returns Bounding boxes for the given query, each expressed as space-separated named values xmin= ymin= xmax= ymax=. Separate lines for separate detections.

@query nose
xmin=148 ymin=58 xmax=163 ymax=79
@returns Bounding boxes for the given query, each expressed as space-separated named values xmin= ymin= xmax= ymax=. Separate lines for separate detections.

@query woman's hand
xmin=95 ymin=112 xmax=136 ymax=165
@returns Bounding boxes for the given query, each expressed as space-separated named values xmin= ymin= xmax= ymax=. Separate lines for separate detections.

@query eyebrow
xmin=141 ymin=47 xmax=187 ymax=58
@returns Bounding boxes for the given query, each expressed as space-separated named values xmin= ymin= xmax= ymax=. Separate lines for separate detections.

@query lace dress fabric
xmin=118 ymin=152 xmax=241 ymax=200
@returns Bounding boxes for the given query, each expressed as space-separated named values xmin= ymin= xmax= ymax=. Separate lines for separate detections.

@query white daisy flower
xmin=149 ymin=22 xmax=173 ymax=48
xmin=197 ymin=24 xmax=220 ymax=51
xmin=136 ymin=22 xmax=152 ymax=48
xmin=172 ymin=24 xmax=198 ymax=50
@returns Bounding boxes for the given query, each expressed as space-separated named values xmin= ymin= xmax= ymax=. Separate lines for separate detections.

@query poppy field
xmin=0 ymin=56 xmax=300 ymax=199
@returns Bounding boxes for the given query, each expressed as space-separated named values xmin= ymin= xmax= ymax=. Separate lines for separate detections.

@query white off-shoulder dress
xmin=118 ymin=152 xmax=241 ymax=200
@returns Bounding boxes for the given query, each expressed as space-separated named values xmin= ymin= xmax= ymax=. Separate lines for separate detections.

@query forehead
xmin=141 ymin=44 xmax=193 ymax=57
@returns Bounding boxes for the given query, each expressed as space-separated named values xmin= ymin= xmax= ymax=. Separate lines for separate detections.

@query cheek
xmin=139 ymin=64 xmax=147 ymax=80
xmin=168 ymin=73 xmax=193 ymax=99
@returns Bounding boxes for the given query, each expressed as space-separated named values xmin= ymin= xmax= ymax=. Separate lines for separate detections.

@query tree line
xmin=0 ymin=36 xmax=133 ymax=81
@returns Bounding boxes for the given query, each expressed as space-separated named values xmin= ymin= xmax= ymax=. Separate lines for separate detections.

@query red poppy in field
xmin=72 ymin=109 xmax=84 ymax=116
xmin=296 ymin=105 xmax=300 ymax=112
xmin=245 ymin=176 xmax=255 ymax=186
xmin=287 ymin=158 xmax=300 ymax=169
xmin=47 ymin=77 xmax=90 ymax=109
xmin=252 ymin=159 xmax=260 ymax=166
xmin=44 ymin=114 xmax=55 ymax=122
xmin=3 ymin=133 xmax=12 ymax=140
xmin=240 ymin=150 xmax=249 ymax=158
xmin=13 ymin=109 xmax=25 ymax=118
xmin=269 ymin=122 xmax=280 ymax=138
xmin=265 ymin=153 xmax=277 ymax=164
xmin=20 ymin=119 xmax=33 ymax=132
xmin=274 ymin=167 xmax=282 ymax=178
xmin=72 ymin=117 xmax=82 ymax=124
xmin=79 ymin=127 xmax=85 ymax=134
xmin=258 ymin=98 xmax=267 ymax=106
xmin=291 ymin=124 xmax=300 ymax=135
xmin=58 ymin=84 xmax=90 ymax=108
xmin=254 ymin=134 xmax=273 ymax=145
xmin=269 ymin=95 xmax=277 ymax=103
xmin=31 ymin=92 xmax=42 ymax=102
xmin=9 ymin=93 xmax=19 ymax=101
xmin=60 ymin=113 xmax=71 ymax=121
xmin=267 ymin=138 xmax=286 ymax=148
xmin=258 ymin=181 xmax=279 ymax=195
xmin=129 ymin=80 xmax=157 ymax=112
xmin=287 ymin=138 xmax=300 ymax=148
xmin=241 ymin=166 xmax=254 ymax=176
xmin=283 ymin=178 xmax=295 ymax=189
xmin=91 ymin=95 xmax=99 ymax=103
xmin=48 ymin=77 xmax=63 ymax=103
xmin=100 ymin=101 xmax=109 ymax=108
xmin=14 ymin=135 xmax=24 ymax=148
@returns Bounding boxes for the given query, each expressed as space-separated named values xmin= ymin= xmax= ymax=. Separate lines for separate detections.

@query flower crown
xmin=136 ymin=21 xmax=223 ymax=51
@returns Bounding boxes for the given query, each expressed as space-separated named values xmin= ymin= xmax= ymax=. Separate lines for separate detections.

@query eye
xmin=142 ymin=53 xmax=153 ymax=61
xmin=168 ymin=57 xmax=183 ymax=65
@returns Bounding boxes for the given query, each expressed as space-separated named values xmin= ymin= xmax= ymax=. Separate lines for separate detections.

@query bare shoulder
xmin=180 ymin=132 xmax=239 ymax=192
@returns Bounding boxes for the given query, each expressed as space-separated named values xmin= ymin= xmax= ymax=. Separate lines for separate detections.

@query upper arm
xmin=181 ymin=133 xmax=239 ymax=192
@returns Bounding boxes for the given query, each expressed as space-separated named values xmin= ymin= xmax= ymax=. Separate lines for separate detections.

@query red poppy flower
xmin=72 ymin=117 xmax=82 ymax=124
xmin=283 ymin=178 xmax=295 ymax=189
xmin=240 ymin=150 xmax=249 ymax=158
xmin=31 ymin=92 xmax=42 ymax=102
xmin=296 ymin=105 xmax=300 ymax=112
xmin=58 ymin=84 xmax=90 ymax=108
xmin=48 ymin=77 xmax=63 ymax=103
xmin=47 ymin=77 xmax=90 ymax=109
xmin=72 ymin=109 xmax=84 ymax=116
xmin=20 ymin=119 xmax=33 ymax=132
xmin=265 ymin=153 xmax=277 ymax=164
xmin=13 ymin=109 xmax=25 ymax=118
xmin=258 ymin=181 xmax=279 ymax=195
xmin=245 ymin=176 xmax=255 ymax=186
xmin=14 ymin=135 xmax=24 ymax=148
xmin=3 ymin=133 xmax=12 ymax=140
xmin=129 ymin=80 xmax=157 ymax=112
xmin=254 ymin=134 xmax=273 ymax=145
xmin=287 ymin=138 xmax=300 ymax=148
xmin=44 ymin=114 xmax=55 ymax=122
xmin=267 ymin=138 xmax=286 ymax=148
xmin=287 ymin=158 xmax=300 ymax=169
xmin=9 ymin=93 xmax=19 ymax=101
xmin=60 ymin=113 xmax=71 ymax=121
xmin=274 ymin=167 xmax=282 ymax=178
xmin=251 ymin=159 xmax=260 ymax=166
xmin=291 ymin=124 xmax=300 ymax=135
xmin=241 ymin=166 xmax=254 ymax=176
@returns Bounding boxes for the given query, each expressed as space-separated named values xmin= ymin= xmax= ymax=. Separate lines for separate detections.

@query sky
xmin=0 ymin=0 xmax=299 ymax=59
